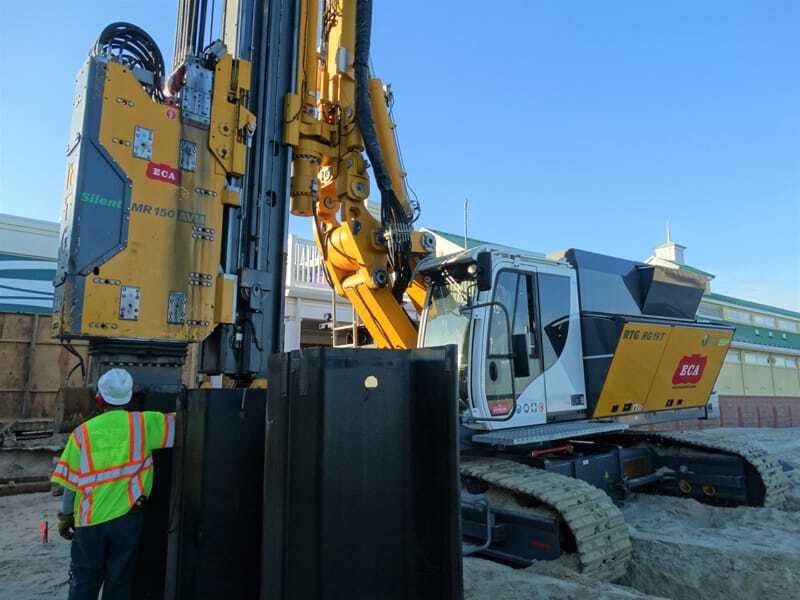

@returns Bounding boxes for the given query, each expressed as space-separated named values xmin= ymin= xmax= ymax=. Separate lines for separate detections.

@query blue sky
xmin=1 ymin=1 xmax=798 ymax=309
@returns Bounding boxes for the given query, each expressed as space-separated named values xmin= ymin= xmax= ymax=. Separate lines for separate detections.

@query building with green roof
xmin=0 ymin=214 xmax=57 ymax=315
xmin=641 ymin=227 xmax=800 ymax=401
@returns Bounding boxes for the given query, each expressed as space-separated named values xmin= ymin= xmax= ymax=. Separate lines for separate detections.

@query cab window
xmin=538 ymin=273 xmax=571 ymax=369
xmin=485 ymin=271 xmax=544 ymax=415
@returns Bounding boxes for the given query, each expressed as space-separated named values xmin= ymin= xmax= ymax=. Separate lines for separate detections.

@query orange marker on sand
xmin=39 ymin=519 xmax=48 ymax=544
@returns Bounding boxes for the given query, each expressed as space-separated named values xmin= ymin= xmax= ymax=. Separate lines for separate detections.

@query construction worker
xmin=51 ymin=368 xmax=176 ymax=600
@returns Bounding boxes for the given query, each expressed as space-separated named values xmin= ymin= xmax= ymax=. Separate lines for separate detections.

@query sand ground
xmin=2 ymin=427 xmax=799 ymax=599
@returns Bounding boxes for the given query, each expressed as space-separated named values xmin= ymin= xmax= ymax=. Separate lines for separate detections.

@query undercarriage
xmin=460 ymin=425 xmax=791 ymax=580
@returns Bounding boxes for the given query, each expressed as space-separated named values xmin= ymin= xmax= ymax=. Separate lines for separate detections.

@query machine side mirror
xmin=476 ymin=252 xmax=492 ymax=292
xmin=511 ymin=333 xmax=530 ymax=378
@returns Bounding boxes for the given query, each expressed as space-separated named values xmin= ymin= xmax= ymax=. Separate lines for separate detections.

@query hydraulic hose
xmin=354 ymin=0 xmax=413 ymax=300
xmin=354 ymin=0 xmax=392 ymax=195
xmin=94 ymin=22 xmax=165 ymax=100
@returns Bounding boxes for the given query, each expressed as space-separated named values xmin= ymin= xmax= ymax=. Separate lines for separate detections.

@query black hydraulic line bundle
xmin=354 ymin=0 xmax=414 ymax=302
xmin=93 ymin=22 xmax=166 ymax=100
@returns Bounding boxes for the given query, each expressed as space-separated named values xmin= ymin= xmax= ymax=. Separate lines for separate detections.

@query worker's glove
xmin=57 ymin=513 xmax=75 ymax=540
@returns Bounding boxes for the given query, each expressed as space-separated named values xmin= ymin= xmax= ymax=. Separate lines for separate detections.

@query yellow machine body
xmin=593 ymin=322 xmax=734 ymax=418
xmin=53 ymin=55 xmax=253 ymax=343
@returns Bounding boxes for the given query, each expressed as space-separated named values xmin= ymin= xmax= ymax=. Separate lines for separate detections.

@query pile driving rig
xmin=52 ymin=0 xmax=790 ymax=584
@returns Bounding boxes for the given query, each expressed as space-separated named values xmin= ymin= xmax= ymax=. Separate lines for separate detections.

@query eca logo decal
xmin=672 ymin=354 xmax=707 ymax=386
xmin=146 ymin=162 xmax=180 ymax=185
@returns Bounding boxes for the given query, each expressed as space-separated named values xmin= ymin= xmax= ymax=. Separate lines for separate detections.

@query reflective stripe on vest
xmin=163 ymin=413 xmax=175 ymax=448
xmin=129 ymin=412 xmax=145 ymax=462
xmin=79 ymin=486 xmax=93 ymax=525
xmin=77 ymin=455 xmax=153 ymax=488
xmin=129 ymin=471 xmax=143 ymax=505
xmin=74 ymin=424 xmax=94 ymax=473
xmin=53 ymin=460 xmax=80 ymax=487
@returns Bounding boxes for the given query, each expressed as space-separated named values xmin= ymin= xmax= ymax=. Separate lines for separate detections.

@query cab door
xmin=482 ymin=269 xmax=546 ymax=425
xmin=536 ymin=267 xmax=587 ymax=415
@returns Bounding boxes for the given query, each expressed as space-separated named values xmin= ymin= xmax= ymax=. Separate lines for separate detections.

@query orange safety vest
xmin=51 ymin=410 xmax=175 ymax=527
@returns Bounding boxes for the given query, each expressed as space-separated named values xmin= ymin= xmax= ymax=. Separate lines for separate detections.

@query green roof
xmin=706 ymin=292 xmax=800 ymax=320
xmin=705 ymin=319 xmax=800 ymax=352
xmin=427 ymin=229 xmax=492 ymax=250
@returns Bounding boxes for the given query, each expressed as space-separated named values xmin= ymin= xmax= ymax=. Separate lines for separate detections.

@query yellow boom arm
xmin=283 ymin=0 xmax=433 ymax=348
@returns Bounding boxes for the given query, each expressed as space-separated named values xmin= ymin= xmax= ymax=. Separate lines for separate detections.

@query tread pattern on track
xmin=461 ymin=457 xmax=632 ymax=582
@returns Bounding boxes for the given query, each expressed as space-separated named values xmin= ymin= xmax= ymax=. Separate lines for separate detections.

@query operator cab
xmin=417 ymin=246 xmax=587 ymax=431
xmin=418 ymin=245 xmax=729 ymax=436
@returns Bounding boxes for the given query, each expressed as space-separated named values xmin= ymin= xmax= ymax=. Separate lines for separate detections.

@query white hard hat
xmin=97 ymin=369 xmax=133 ymax=406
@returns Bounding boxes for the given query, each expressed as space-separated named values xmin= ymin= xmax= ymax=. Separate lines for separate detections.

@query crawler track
xmin=626 ymin=430 xmax=791 ymax=508
xmin=461 ymin=457 xmax=632 ymax=581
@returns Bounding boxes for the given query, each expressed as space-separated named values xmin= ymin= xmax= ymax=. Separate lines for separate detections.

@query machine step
xmin=471 ymin=420 xmax=629 ymax=448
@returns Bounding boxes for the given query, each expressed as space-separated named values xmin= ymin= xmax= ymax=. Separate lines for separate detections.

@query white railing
xmin=286 ymin=234 xmax=327 ymax=289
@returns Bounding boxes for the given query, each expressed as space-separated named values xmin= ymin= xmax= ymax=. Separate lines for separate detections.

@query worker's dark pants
xmin=68 ymin=509 xmax=144 ymax=600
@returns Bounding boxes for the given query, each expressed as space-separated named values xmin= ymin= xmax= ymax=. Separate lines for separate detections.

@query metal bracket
xmin=192 ymin=226 xmax=215 ymax=241
xmin=239 ymin=268 xmax=272 ymax=290
xmin=180 ymin=139 xmax=197 ymax=171
xmin=119 ymin=286 xmax=141 ymax=321
xmin=133 ymin=127 xmax=153 ymax=160
xmin=189 ymin=273 xmax=214 ymax=287
xmin=168 ymin=292 xmax=187 ymax=324
xmin=181 ymin=58 xmax=213 ymax=127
